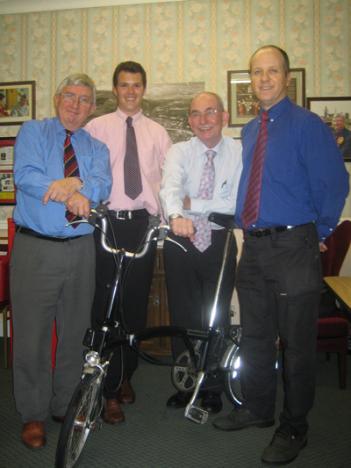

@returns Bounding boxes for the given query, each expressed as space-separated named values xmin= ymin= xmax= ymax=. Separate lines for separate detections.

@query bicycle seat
xmin=208 ymin=212 xmax=236 ymax=230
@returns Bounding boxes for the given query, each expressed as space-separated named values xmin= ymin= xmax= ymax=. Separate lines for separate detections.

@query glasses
xmin=61 ymin=92 xmax=92 ymax=106
xmin=189 ymin=108 xmax=220 ymax=119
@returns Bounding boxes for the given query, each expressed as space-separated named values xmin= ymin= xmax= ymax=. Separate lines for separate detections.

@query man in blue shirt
xmin=11 ymin=73 xmax=112 ymax=450
xmin=213 ymin=45 xmax=349 ymax=465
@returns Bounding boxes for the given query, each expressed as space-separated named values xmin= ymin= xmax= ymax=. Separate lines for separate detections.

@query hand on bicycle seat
xmin=170 ymin=216 xmax=195 ymax=240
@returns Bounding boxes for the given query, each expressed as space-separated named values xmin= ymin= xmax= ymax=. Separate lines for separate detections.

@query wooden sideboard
xmin=142 ymin=248 xmax=171 ymax=355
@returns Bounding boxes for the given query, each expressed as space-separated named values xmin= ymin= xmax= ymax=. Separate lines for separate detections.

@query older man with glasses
xmin=11 ymin=73 xmax=112 ymax=449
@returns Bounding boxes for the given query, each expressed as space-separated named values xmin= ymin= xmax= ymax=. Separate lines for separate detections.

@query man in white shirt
xmin=160 ymin=92 xmax=242 ymax=413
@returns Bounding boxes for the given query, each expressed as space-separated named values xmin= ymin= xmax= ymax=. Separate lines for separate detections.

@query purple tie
xmin=64 ymin=129 xmax=80 ymax=227
xmin=124 ymin=116 xmax=142 ymax=200
xmin=192 ymin=150 xmax=216 ymax=252
xmin=241 ymin=111 xmax=269 ymax=229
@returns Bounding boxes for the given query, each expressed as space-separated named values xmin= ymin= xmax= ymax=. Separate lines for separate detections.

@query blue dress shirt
xmin=236 ymin=97 xmax=349 ymax=240
xmin=14 ymin=117 xmax=112 ymax=237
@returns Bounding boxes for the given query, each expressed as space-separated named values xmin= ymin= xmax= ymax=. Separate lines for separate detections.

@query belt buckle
xmin=115 ymin=210 xmax=132 ymax=220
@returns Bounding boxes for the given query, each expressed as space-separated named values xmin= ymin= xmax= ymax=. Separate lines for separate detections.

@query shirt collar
xmin=196 ymin=136 xmax=224 ymax=155
xmin=261 ymin=96 xmax=291 ymax=122
xmin=116 ymin=108 xmax=143 ymax=123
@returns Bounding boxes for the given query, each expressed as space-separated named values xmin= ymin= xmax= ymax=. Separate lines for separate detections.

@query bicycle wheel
xmin=55 ymin=368 xmax=104 ymax=468
xmin=223 ymin=343 xmax=244 ymax=406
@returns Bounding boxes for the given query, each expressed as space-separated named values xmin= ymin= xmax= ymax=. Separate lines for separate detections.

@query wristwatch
xmin=169 ymin=213 xmax=183 ymax=222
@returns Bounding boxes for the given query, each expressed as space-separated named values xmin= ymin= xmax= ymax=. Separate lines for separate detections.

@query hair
xmin=55 ymin=73 xmax=96 ymax=105
xmin=335 ymin=113 xmax=345 ymax=121
xmin=112 ymin=61 xmax=147 ymax=88
xmin=189 ymin=91 xmax=225 ymax=113
xmin=249 ymin=45 xmax=290 ymax=75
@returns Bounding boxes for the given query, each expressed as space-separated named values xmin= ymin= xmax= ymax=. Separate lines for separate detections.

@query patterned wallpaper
xmin=0 ymin=0 xmax=350 ymax=139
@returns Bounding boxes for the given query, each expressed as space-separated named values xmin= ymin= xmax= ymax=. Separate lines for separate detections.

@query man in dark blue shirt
xmin=213 ymin=45 xmax=349 ymax=465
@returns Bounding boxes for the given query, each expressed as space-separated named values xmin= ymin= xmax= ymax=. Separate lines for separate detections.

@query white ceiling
xmin=0 ymin=0 xmax=182 ymax=14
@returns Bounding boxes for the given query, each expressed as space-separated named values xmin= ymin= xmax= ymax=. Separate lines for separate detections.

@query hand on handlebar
xmin=65 ymin=193 xmax=91 ymax=219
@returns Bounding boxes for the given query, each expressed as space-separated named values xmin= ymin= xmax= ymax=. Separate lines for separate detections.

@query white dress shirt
xmin=160 ymin=136 xmax=242 ymax=227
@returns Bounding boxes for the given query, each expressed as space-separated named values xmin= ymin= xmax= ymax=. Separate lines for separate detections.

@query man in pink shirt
xmin=85 ymin=61 xmax=172 ymax=424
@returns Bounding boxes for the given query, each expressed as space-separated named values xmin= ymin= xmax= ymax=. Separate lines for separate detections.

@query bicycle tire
xmin=55 ymin=368 xmax=104 ymax=468
xmin=223 ymin=344 xmax=244 ymax=406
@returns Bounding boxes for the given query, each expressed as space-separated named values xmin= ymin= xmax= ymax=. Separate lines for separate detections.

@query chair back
xmin=321 ymin=220 xmax=351 ymax=276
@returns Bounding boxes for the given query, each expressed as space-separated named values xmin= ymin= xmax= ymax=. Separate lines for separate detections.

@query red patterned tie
xmin=64 ymin=129 xmax=80 ymax=227
xmin=241 ymin=111 xmax=269 ymax=229
xmin=124 ymin=116 xmax=142 ymax=200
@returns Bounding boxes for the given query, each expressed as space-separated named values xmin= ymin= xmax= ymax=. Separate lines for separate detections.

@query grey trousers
xmin=10 ymin=232 xmax=95 ymax=422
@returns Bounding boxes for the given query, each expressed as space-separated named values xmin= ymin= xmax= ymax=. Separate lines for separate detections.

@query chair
xmin=317 ymin=220 xmax=351 ymax=389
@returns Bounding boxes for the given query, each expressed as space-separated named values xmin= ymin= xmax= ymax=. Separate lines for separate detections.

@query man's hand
xmin=65 ymin=192 xmax=91 ymax=219
xmin=170 ymin=217 xmax=195 ymax=240
xmin=319 ymin=242 xmax=328 ymax=252
xmin=43 ymin=177 xmax=82 ymax=204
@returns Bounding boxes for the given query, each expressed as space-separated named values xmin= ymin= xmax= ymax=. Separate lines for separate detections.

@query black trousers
xmin=163 ymin=229 xmax=237 ymax=393
xmin=92 ymin=215 xmax=156 ymax=399
xmin=237 ymin=223 xmax=322 ymax=436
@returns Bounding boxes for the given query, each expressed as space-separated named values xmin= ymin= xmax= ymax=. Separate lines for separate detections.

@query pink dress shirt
xmin=85 ymin=108 xmax=172 ymax=215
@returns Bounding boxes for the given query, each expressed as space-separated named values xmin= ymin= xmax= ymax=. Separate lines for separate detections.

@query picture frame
xmin=0 ymin=81 xmax=35 ymax=125
xmin=0 ymin=137 xmax=16 ymax=204
xmin=307 ymin=97 xmax=351 ymax=162
xmin=227 ymin=68 xmax=306 ymax=127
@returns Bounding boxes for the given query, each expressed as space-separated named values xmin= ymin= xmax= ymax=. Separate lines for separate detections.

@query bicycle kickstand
xmin=184 ymin=371 xmax=208 ymax=424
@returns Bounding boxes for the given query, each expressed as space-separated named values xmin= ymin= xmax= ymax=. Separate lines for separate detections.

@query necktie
xmin=241 ymin=111 xmax=269 ymax=229
xmin=192 ymin=149 xmax=216 ymax=252
xmin=124 ymin=116 xmax=142 ymax=200
xmin=64 ymin=129 xmax=80 ymax=227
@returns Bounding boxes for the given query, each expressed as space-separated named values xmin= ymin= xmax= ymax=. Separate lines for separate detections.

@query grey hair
xmin=189 ymin=91 xmax=225 ymax=113
xmin=55 ymin=73 xmax=96 ymax=105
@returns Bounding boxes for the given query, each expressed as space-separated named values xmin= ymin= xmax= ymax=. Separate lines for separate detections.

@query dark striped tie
xmin=241 ymin=111 xmax=269 ymax=229
xmin=64 ymin=129 xmax=80 ymax=227
xmin=124 ymin=116 xmax=142 ymax=200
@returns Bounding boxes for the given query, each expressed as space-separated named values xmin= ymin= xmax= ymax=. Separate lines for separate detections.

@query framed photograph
xmin=307 ymin=97 xmax=351 ymax=162
xmin=0 ymin=137 xmax=16 ymax=204
xmin=227 ymin=68 xmax=306 ymax=127
xmin=0 ymin=81 xmax=35 ymax=125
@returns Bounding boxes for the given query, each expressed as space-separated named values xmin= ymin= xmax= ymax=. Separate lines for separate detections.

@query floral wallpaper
xmin=0 ymin=0 xmax=350 ymax=138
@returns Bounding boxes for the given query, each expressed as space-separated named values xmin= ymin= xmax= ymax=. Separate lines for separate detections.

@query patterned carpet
xmin=0 ymin=346 xmax=350 ymax=468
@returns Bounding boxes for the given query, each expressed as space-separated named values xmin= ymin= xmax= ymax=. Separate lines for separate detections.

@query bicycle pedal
xmin=185 ymin=404 xmax=208 ymax=424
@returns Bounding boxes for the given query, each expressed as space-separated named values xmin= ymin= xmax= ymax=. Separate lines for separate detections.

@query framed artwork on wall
xmin=227 ymin=68 xmax=306 ymax=127
xmin=307 ymin=96 xmax=351 ymax=162
xmin=0 ymin=137 xmax=16 ymax=204
xmin=0 ymin=81 xmax=36 ymax=126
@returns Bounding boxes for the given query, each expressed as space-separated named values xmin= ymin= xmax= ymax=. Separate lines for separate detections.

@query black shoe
xmin=201 ymin=392 xmax=223 ymax=414
xmin=261 ymin=428 xmax=307 ymax=465
xmin=213 ymin=406 xmax=275 ymax=431
xmin=166 ymin=392 xmax=191 ymax=409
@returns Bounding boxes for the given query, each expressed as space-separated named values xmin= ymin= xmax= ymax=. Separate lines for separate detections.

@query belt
xmin=16 ymin=226 xmax=84 ymax=242
xmin=245 ymin=225 xmax=294 ymax=238
xmin=108 ymin=209 xmax=149 ymax=221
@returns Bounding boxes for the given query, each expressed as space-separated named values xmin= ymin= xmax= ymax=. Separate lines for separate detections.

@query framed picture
xmin=0 ymin=81 xmax=35 ymax=125
xmin=0 ymin=137 xmax=16 ymax=204
xmin=227 ymin=68 xmax=306 ymax=127
xmin=307 ymin=97 xmax=351 ymax=162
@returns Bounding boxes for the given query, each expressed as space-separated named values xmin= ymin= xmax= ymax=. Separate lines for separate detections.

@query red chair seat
xmin=318 ymin=317 xmax=349 ymax=338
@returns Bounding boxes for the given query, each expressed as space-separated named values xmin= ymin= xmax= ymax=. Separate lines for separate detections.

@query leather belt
xmin=245 ymin=223 xmax=311 ymax=238
xmin=16 ymin=226 xmax=83 ymax=242
xmin=108 ymin=209 xmax=149 ymax=221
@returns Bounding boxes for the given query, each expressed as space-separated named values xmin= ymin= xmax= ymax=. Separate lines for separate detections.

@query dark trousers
xmin=92 ymin=215 xmax=156 ymax=399
xmin=237 ymin=223 xmax=322 ymax=436
xmin=164 ymin=229 xmax=237 ymax=393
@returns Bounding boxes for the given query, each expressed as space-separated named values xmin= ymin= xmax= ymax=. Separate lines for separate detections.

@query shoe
xmin=52 ymin=415 xmax=65 ymax=423
xmin=201 ymin=392 xmax=223 ymax=414
xmin=166 ymin=391 xmax=191 ymax=409
xmin=213 ymin=407 xmax=275 ymax=431
xmin=21 ymin=421 xmax=46 ymax=449
xmin=261 ymin=428 xmax=307 ymax=465
xmin=103 ymin=398 xmax=125 ymax=424
xmin=117 ymin=379 xmax=135 ymax=404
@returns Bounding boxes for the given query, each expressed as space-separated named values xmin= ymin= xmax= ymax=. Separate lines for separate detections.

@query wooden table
xmin=324 ymin=276 xmax=351 ymax=311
